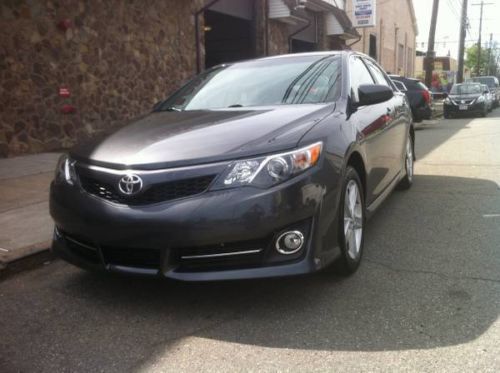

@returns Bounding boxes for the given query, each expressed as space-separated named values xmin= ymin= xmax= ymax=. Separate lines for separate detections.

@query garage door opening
xmin=204 ymin=10 xmax=254 ymax=68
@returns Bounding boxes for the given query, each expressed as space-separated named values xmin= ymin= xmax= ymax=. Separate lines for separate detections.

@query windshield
xmin=157 ymin=55 xmax=342 ymax=111
xmin=450 ymin=84 xmax=482 ymax=95
xmin=469 ymin=77 xmax=497 ymax=88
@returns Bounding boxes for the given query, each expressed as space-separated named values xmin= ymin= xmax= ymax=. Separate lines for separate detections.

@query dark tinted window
xmin=350 ymin=56 xmax=375 ymax=101
xmin=393 ymin=77 xmax=427 ymax=91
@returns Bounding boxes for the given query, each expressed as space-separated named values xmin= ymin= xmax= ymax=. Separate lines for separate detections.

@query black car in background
xmin=389 ymin=75 xmax=433 ymax=122
xmin=50 ymin=52 xmax=414 ymax=281
xmin=444 ymin=83 xmax=489 ymax=118
xmin=467 ymin=76 xmax=499 ymax=107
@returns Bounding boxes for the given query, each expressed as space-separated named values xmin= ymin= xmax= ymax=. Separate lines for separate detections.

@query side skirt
xmin=365 ymin=171 xmax=402 ymax=219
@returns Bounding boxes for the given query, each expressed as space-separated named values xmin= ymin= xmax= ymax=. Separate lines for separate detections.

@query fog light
xmin=275 ymin=230 xmax=304 ymax=255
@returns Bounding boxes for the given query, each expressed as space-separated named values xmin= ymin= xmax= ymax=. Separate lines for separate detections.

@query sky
xmin=413 ymin=0 xmax=500 ymax=60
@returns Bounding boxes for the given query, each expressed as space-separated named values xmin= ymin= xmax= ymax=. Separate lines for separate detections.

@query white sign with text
xmin=352 ymin=0 xmax=376 ymax=27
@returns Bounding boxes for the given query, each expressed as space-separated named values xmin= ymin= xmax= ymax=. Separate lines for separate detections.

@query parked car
xmin=444 ymin=83 xmax=489 ymax=118
xmin=482 ymin=84 xmax=494 ymax=112
xmin=389 ymin=75 xmax=433 ymax=122
xmin=467 ymin=76 xmax=499 ymax=107
xmin=50 ymin=51 xmax=414 ymax=281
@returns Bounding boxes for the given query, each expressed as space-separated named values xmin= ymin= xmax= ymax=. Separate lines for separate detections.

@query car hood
xmin=449 ymin=94 xmax=481 ymax=101
xmin=71 ymin=104 xmax=333 ymax=169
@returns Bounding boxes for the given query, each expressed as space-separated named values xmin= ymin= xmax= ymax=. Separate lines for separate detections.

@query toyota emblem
xmin=118 ymin=174 xmax=143 ymax=195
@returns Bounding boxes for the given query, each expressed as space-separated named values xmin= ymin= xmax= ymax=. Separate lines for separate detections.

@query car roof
xmin=253 ymin=50 xmax=373 ymax=62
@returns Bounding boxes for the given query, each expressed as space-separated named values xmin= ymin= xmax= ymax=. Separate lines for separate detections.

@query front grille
xmin=79 ymin=174 xmax=215 ymax=205
xmin=174 ymin=240 xmax=266 ymax=272
xmin=101 ymin=246 xmax=161 ymax=269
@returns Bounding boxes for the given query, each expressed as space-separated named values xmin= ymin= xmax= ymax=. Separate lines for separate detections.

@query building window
xmin=369 ymin=34 xmax=377 ymax=60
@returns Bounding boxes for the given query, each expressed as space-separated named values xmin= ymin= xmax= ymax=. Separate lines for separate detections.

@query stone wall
xmin=0 ymin=0 xmax=203 ymax=157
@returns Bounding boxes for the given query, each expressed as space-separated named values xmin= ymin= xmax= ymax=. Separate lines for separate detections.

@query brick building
xmin=345 ymin=0 xmax=418 ymax=76
xmin=0 ymin=0 xmax=358 ymax=157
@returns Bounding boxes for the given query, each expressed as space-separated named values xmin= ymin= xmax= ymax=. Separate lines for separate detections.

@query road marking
xmin=483 ymin=214 xmax=500 ymax=218
xmin=0 ymin=247 xmax=9 ymax=252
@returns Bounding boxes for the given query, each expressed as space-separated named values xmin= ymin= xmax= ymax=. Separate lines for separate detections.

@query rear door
xmin=348 ymin=56 xmax=396 ymax=205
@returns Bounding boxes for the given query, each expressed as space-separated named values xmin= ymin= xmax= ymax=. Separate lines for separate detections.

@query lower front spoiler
xmin=51 ymin=228 xmax=331 ymax=282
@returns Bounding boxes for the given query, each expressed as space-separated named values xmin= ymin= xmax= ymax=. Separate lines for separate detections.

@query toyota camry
xmin=50 ymin=51 xmax=414 ymax=281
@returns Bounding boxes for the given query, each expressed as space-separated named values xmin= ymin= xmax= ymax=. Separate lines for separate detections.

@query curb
xmin=0 ymin=241 xmax=53 ymax=278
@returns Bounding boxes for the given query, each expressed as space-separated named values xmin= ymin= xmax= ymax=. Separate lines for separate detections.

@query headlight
xmin=476 ymin=96 xmax=485 ymax=103
xmin=213 ymin=142 xmax=322 ymax=189
xmin=444 ymin=97 xmax=451 ymax=104
xmin=55 ymin=154 xmax=77 ymax=185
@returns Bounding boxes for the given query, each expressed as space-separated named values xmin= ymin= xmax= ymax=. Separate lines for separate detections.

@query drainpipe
xmin=288 ymin=19 xmax=311 ymax=53
xmin=347 ymin=34 xmax=362 ymax=49
xmin=194 ymin=0 xmax=221 ymax=74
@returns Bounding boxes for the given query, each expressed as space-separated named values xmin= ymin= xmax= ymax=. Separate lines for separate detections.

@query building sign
xmin=352 ymin=0 xmax=376 ymax=28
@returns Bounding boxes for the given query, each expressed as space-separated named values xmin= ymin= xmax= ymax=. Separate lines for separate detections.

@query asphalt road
xmin=1 ymin=110 xmax=499 ymax=372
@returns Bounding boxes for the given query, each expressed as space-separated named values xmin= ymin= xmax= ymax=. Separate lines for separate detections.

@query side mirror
xmin=355 ymin=84 xmax=394 ymax=107
xmin=483 ymin=90 xmax=489 ymax=94
xmin=442 ymin=92 xmax=448 ymax=98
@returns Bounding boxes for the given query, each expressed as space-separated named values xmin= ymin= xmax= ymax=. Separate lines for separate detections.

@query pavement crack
xmin=364 ymin=258 xmax=500 ymax=284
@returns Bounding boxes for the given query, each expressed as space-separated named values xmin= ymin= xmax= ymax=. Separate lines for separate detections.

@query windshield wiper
xmin=227 ymin=104 xmax=243 ymax=108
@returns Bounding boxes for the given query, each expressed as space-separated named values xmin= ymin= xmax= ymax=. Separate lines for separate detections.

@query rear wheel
xmin=397 ymin=133 xmax=414 ymax=190
xmin=335 ymin=166 xmax=365 ymax=275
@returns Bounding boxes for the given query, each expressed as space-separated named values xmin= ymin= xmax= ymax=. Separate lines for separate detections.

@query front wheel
xmin=335 ymin=166 xmax=365 ymax=275
xmin=397 ymin=133 xmax=414 ymax=190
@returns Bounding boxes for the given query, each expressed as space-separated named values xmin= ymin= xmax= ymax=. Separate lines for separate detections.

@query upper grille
xmin=79 ymin=174 xmax=215 ymax=205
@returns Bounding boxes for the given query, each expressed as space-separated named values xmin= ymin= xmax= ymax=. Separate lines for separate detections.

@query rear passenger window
xmin=350 ymin=57 xmax=375 ymax=102
xmin=364 ymin=59 xmax=391 ymax=88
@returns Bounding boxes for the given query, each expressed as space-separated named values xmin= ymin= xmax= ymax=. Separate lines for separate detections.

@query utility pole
xmin=457 ymin=0 xmax=468 ymax=83
xmin=472 ymin=1 xmax=494 ymax=76
xmin=425 ymin=0 xmax=440 ymax=88
xmin=487 ymin=33 xmax=493 ymax=75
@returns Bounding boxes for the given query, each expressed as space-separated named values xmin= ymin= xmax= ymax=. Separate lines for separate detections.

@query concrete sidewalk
xmin=0 ymin=153 xmax=60 ymax=269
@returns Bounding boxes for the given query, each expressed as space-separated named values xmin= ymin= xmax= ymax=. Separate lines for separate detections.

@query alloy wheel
xmin=343 ymin=180 xmax=363 ymax=260
xmin=406 ymin=135 xmax=414 ymax=182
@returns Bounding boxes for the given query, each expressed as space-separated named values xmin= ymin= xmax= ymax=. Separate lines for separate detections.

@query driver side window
xmin=350 ymin=57 xmax=375 ymax=102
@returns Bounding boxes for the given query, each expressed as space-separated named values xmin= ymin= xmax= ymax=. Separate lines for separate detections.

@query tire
xmin=397 ymin=133 xmax=414 ymax=190
xmin=335 ymin=166 xmax=365 ymax=275
xmin=481 ymin=105 xmax=487 ymax=117
xmin=443 ymin=111 xmax=450 ymax=119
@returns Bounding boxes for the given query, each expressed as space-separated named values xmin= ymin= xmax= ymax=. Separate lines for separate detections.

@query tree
xmin=465 ymin=44 xmax=499 ymax=76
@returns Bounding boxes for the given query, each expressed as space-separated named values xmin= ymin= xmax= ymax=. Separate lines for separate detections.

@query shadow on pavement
xmin=0 ymin=175 xmax=499 ymax=372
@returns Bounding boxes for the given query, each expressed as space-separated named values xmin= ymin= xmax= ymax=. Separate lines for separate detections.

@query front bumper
xmin=50 ymin=166 xmax=340 ymax=281
xmin=444 ymin=101 xmax=485 ymax=115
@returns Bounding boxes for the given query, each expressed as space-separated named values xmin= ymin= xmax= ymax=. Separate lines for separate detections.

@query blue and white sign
xmin=352 ymin=0 xmax=376 ymax=28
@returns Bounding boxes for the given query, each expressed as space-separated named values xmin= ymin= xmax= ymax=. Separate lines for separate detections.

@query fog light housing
xmin=275 ymin=231 xmax=304 ymax=255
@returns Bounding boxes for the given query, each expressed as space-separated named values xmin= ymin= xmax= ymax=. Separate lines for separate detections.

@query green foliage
xmin=465 ymin=44 xmax=499 ymax=76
